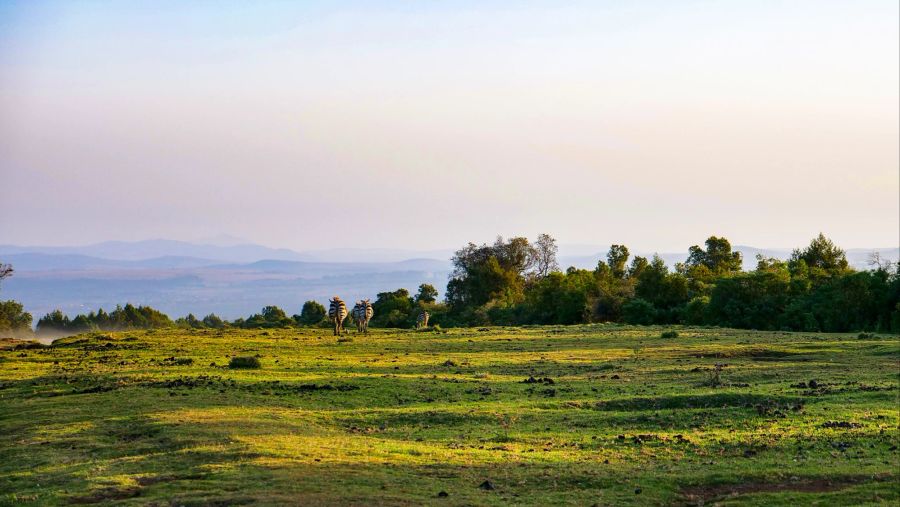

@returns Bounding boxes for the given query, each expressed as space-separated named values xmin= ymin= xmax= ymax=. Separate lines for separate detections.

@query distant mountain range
xmin=0 ymin=239 xmax=895 ymax=323
xmin=0 ymin=239 xmax=314 ymax=264
xmin=3 ymin=239 xmax=895 ymax=270
xmin=0 ymin=239 xmax=458 ymax=265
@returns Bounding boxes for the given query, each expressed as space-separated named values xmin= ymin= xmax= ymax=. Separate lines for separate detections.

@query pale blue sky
xmin=1 ymin=1 xmax=897 ymax=251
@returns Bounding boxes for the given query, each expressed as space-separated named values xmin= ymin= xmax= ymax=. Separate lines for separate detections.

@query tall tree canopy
xmin=685 ymin=236 xmax=743 ymax=275
xmin=415 ymin=284 xmax=439 ymax=304
xmin=446 ymin=235 xmax=557 ymax=309
xmin=790 ymin=233 xmax=849 ymax=274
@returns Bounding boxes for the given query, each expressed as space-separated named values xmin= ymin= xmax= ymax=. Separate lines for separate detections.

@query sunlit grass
xmin=0 ymin=325 xmax=897 ymax=505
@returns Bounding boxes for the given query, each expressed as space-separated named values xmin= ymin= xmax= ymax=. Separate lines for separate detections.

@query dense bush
xmin=622 ymin=298 xmax=657 ymax=325
xmin=228 ymin=356 xmax=261 ymax=369
xmin=371 ymin=289 xmax=415 ymax=328
xmin=295 ymin=300 xmax=327 ymax=325
xmin=202 ymin=313 xmax=225 ymax=329
xmin=241 ymin=306 xmax=293 ymax=328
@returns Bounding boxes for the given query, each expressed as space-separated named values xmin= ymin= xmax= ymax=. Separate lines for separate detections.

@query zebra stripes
xmin=351 ymin=299 xmax=374 ymax=334
xmin=325 ymin=296 xmax=427 ymax=334
xmin=416 ymin=311 xmax=430 ymax=329
xmin=328 ymin=296 xmax=348 ymax=336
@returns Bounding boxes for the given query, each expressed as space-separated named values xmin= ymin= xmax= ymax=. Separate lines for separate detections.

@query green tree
xmin=36 ymin=309 xmax=70 ymax=335
xmin=683 ymin=296 xmax=710 ymax=325
xmin=635 ymin=255 xmax=689 ymax=323
xmin=622 ymin=298 xmax=657 ymax=325
xmin=592 ymin=245 xmax=637 ymax=321
xmin=414 ymin=284 xmax=439 ymax=304
xmin=685 ymin=236 xmax=743 ymax=275
xmin=0 ymin=300 xmax=32 ymax=336
xmin=524 ymin=270 xmax=595 ymax=324
xmin=244 ymin=305 xmax=292 ymax=328
xmin=202 ymin=313 xmax=225 ymax=329
xmin=176 ymin=313 xmax=204 ymax=329
xmin=607 ymin=244 xmax=630 ymax=279
xmin=705 ymin=268 xmax=791 ymax=330
xmin=446 ymin=237 xmax=533 ymax=312
xmin=69 ymin=314 xmax=97 ymax=333
xmin=628 ymin=256 xmax=649 ymax=279
xmin=371 ymin=289 xmax=414 ymax=327
xmin=105 ymin=304 xmax=172 ymax=330
xmin=297 ymin=301 xmax=327 ymax=325
xmin=789 ymin=233 xmax=849 ymax=275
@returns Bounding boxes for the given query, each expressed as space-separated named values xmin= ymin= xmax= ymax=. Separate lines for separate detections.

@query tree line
xmin=436 ymin=233 xmax=899 ymax=333
xmin=1 ymin=232 xmax=897 ymax=337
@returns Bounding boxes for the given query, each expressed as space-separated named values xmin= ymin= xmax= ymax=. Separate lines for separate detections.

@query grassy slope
xmin=0 ymin=325 xmax=897 ymax=506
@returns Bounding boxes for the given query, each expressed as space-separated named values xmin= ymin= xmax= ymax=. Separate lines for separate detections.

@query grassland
xmin=0 ymin=325 xmax=897 ymax=506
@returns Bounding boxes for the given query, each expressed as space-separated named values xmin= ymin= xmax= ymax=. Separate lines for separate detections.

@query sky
xmin=1 ymin=0 xmax=897 ymax=252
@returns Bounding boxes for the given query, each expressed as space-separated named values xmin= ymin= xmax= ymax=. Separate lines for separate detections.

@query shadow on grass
xmin=587 ymin=392 xmax=803 ymax=411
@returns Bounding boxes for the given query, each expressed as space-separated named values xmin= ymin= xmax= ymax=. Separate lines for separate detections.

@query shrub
xmin=702 ymin=363 xmax=724 ymax=387
xmin=202 ymin=313 xmax=225 ymax=329
xmin=296 ymin=301 xmax=327 ymax=326
xmin=682 ymin=296 xmax=709 ymax=325
xmin=243 ymin=306 xmax=293 ymax=328
xmin=228 ymin=356 xmax=261 ymax=369
xmin=660 ymin=330 xmax=679 ymax=339
xmin=622 ymin=298 xmax=657 ymax=325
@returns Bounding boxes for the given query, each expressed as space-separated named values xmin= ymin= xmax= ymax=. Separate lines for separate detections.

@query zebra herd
xmin=327 ymin=296 xmax=430 ymax=336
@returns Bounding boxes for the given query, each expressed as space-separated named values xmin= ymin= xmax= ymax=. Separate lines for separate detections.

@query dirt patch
xmin=680 ymin=474 xmax=892 ymax=505
xmin=68 ymin=486 xmax=141 ymax=504
xmin=136 ymin=475 xmax=176 ymax=487
xmin=135 ymin=473 xmax=204 ymax=486
xmin=821 ymin=421 xmax=862 ymax=429
xmin=295 ymin=383 xmax=360 ymax=392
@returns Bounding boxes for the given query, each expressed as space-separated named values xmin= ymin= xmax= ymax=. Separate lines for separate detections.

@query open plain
xmin=1 ymin=325 xmax=897 ymax=506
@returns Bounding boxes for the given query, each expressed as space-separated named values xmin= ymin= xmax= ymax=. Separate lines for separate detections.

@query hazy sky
xmin=1 ymin=1 xmax=897 ymax=252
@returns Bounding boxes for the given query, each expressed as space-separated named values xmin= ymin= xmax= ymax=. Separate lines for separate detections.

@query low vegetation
xmin=0 ymin=325 xmax=897 ymax=505
xmin=228 ymin=356 xmax=261 ymax=369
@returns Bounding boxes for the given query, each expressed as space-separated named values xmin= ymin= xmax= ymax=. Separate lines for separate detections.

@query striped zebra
xmin=328 ymin=296 xmax=348 ymax=336
xmin=352 ymin=299 xmax=374 ymax=333
xmin=416 ymin=310 xmax=430 ymax=329
xmin=351 ymin=301 xmax=364 ymax=332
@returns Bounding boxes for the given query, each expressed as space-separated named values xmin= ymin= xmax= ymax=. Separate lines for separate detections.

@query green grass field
xmin=1 ymin=325 xmax=897 ymax=506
